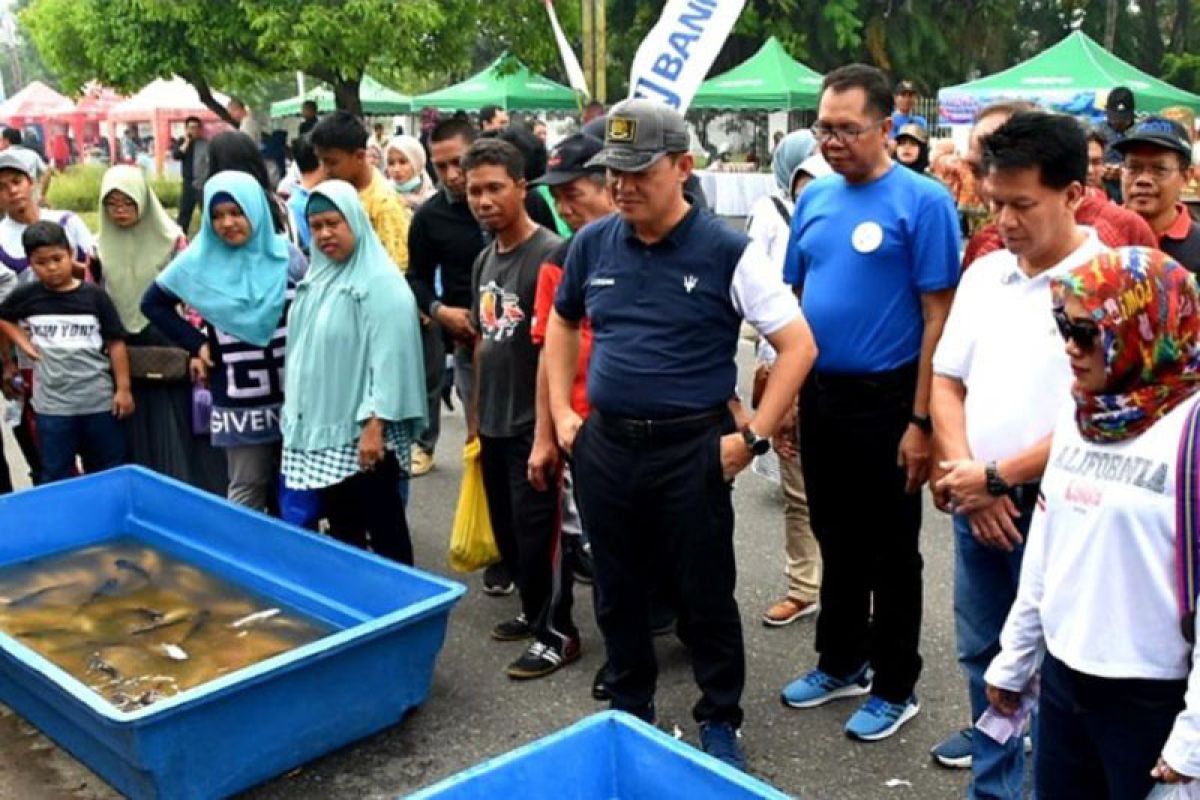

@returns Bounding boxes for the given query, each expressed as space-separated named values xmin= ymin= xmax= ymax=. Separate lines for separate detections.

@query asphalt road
xmin=0 ymin=343 xmax=977 ymax=800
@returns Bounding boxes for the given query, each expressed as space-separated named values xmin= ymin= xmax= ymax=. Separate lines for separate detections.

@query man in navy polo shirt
xmin=779 ymin=64 xmax=960 ymax=742
xmin=545 ymin=98 xmax=818 ymax=770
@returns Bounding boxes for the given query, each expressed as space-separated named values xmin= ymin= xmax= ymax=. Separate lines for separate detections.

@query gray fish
xmin=177 ymin=610 xmax=210 ymax=644
xmin=75 ymin=578 xmax=121 ymax=612
xmin=114 ymin=559 xmax=151 ymax=581
xmin=130 ymin=611 xmax=190 ymax=636
xmin=6 ymin=581 xmax=81 ymax=608
xmin=87 ymin=653 xmax=120 ymax=680
xmin=229 ymin=608 xmax=280 ymax=629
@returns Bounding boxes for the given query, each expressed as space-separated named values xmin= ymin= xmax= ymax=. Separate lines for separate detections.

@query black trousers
xmin=1037 ymin=652 xmax=1186 ymax=800
xmin=176 ymin=181 xmax=199 ymax=232
xmin=799 ymin=363 xmax=923 ymax=703
xmin=479 ymin=432 xmax=576 ymax=645
xmin=0 ymin=431 xmax=11 ymax=494
xmin=572 ymin=411 xmax=744 ymax=727
xmin=317 ymin=451 xmax=413 ymax=565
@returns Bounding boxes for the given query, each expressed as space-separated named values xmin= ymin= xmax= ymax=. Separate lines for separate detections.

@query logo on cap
xmin=608 ymin=117 xmax=637 ymax=143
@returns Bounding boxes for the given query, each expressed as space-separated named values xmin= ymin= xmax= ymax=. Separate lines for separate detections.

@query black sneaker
xmin=699 ymin=721 xmax=746 ymax=771
xmin=649 ymin=602 xmax=676 ymax=637
xmin=505 ymin=637 xmax=581 ymax=680
xmin=482 ymin=562 xmax=515 ymax=596
xmin=569 ymin=539 xmax=594 ymax=585
xmin=592 ymin=661 xmax=612 ymax=701
xmin=491 ymin=613 xmax=532 ymax=642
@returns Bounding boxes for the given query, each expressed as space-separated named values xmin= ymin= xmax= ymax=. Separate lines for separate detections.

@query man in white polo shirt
xmin=929 ymin=111 xmax=1109 ymax=797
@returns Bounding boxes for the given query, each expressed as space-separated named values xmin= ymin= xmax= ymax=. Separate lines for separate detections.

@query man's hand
xmin=772 ymin=406 xmax=799 ymax=461
xmin=937 ymin=459 xmax=991 ymax=513
xmin=986 ymin=684 xmax=1021 ymax=716
xmin=719 ymin=433 xmax=753 ymax=481
xmin=1 ymin=361 xmax=17 ymax=400
xmin=112 ymin=389 xmax=134 ymax=419
xmin=358 ymin=419 xmax=385 ymax=470
xmin=968 ymin=497 xmax=1023 ymax=552
xmin=1152 ymin=757 xmax=1194 ymax=785
xmin=898 ymin=424 xmax=931 ymax=494
xmin=552 ymin=409 xmax=583 ymax=455
xmin=436 ymin=305 xmax=477 ymax=343
xmin=527 ymin=434 xmax=560 ymax=492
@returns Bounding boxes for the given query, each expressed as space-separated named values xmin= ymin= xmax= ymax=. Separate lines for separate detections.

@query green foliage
xmin=45 ymin=164 xmax=179 ymax=214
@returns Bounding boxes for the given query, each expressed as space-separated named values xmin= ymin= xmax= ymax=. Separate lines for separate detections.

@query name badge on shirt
xmin=851 ymin=221 xmax=884 ymax=254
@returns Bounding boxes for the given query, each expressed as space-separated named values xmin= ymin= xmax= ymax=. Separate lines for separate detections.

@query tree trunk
xmin=1103 ymin=0 xmax=1119 ymax=50
xmin=1169 ymin=0 xmax=1191 ymax=54
xmin=333 ymin=78 xmax=363 ymax=117
xmin=180 ymin=70 xmax=236 ymax=125
xmin=1141 ymin=0 xmax=1165 ymax=71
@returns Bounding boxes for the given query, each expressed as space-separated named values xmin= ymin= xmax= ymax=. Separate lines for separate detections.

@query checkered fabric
xmin=282 ymin=421 xmax=412 ymax=490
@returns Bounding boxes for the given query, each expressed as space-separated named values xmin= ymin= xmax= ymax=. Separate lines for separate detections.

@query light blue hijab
xmin=772 ymin=130 xmax=818 ymax=193
xmin=283 ymin=180 xmax=426 ymax=452
xmin=157 ymin=171 xmax=289 ymax=347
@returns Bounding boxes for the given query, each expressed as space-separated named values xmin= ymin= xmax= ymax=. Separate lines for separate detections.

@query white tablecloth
xmin=696 ymin=171 xmax=778 ymax=218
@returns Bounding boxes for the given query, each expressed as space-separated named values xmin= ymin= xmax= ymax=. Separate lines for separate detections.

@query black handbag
xmin=126 ymin=345 xmax=190 ymax=383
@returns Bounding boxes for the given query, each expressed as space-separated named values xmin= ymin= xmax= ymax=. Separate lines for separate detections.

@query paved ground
xmin=0 ymin=345 xmax=977 ymax=799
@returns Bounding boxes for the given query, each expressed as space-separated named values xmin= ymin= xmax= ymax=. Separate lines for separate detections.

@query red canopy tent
xmin=106 ymin=77 xmax=228 ymax=175
xmin=0 ymin=80 xmax=74 ymax=153
xmin=43 ymin=84 xmax=126 ymax=166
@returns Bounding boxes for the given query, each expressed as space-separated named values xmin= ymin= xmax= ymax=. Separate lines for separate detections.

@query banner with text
xmin=628 ymin=0 xmax=745 ymax=113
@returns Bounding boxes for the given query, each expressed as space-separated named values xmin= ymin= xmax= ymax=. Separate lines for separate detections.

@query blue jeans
xmin=953 ymin=510 xmax=1031 ymax=800
xmin=36 ymin=411 xmax=126 ymax=484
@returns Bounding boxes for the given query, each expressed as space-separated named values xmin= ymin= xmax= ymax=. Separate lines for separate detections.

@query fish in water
xmin=160 ymin=644 xmax=188 ymax=661
xmin=114 ymin=559 xmax=151 ymax=581
xmin=229 ymin=608 xmax=281 ymax=629
xmin=131 ymin=610 xmax=191 ymax=636
xmin=75 ymin=577 xmax=121 ymax=613
xmin=4 ymin=581 xmax=81 ymax=608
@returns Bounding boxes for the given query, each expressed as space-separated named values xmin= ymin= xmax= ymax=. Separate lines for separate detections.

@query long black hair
xmin=205 ymin=130 xmax=286 ymax=234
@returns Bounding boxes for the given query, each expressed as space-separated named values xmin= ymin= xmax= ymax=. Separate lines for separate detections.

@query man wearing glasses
xmin=779 ymin=65 xmax=959 ymax=742
xmin=1116 ymin=116 xmax=1200 ymax=273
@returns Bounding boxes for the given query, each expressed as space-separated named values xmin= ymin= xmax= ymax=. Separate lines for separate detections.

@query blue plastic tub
xmin=0 ymin=466 xmax=465 ymax=800
xmin=408 ymin=711 xmax=794 ymax=799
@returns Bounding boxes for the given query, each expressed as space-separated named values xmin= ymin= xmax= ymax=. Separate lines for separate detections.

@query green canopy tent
xmin=269 ymin=75 xmax=413 ymax=117
xmin=691 ymin=36 xmax=824 ymax=110
xmin=938 ymin=30 xmax=1200 ymax=125
xmin=413 ymin=55 xmax=580 ymax=111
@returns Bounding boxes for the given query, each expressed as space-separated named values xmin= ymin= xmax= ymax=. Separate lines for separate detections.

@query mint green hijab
xmin=157 ymin=171 xmax=289 ymax=347
xmin=282 ymin=180 xmax=426 ymax=452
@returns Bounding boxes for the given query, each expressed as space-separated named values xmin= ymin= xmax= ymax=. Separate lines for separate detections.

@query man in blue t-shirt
xmin=889 ymin=80 xmax=927 ymax=140
xmin=779 ymin=64 xmax=960 ymax=743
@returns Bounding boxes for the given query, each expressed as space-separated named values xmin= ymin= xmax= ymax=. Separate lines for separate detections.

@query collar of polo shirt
xmin=620 ymin=194 xmax=700 ymax=247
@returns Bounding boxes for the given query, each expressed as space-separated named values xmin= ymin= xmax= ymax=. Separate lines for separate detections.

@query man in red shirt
xmin=961 ymin=103 xmax=1156 ymax=270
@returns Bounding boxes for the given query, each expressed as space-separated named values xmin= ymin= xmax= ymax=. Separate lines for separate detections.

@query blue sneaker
xmin=845 ymin=695 xmax=920 ymax=742
xmin=780 ymin=665 xmax=872 ymax=709
xmin=930 ymin=728 xmax=973 ymax=769
xmin=699 ymin=721 xmax=746 ymax=771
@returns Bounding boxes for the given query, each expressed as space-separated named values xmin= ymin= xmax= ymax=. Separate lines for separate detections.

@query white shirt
xmin=985 ymin=397 xmax=1200 ymax=776
xmin=745 ymin=191 xmax=796 ymax=366
xmin=0 ymin=210 xmax=94 ymax=307
xmin=729 ymin=236 xmax=802 ymax=339
xmin=932 ymin=228 xmax=1106 ymax=462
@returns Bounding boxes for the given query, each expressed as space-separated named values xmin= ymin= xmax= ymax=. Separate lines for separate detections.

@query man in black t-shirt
xmin=464 ymin=139 xmax=577 ymax=681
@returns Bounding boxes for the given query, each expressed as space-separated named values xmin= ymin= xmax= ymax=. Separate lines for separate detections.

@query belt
xmin=591 ymin=408 xmax=727 ymax=442
xmin=1009 ymin=481 xmax=1041 ymax=511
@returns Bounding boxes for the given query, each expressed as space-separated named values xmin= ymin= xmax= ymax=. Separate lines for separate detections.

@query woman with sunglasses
xmin=985 ymin=247 xmax=1200 ymax=798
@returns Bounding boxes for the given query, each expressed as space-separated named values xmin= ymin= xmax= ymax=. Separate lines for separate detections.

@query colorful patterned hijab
xmin=1051 ymin=246 xmax=1200 ymax=444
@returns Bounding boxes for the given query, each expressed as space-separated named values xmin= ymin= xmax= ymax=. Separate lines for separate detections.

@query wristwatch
xmin=741 ymin=427 xmax=771 ymax=457
xmin=985 ymin=461 xmax=1011 ymax=497
xmin=909 ymin=413 xmax=933 ymax=433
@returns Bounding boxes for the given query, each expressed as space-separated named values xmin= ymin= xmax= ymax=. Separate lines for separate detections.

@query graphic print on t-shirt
xmin=25 ymin=314 xmax=103 ymax=350
xmin=478 ymin=279 xmax=526 ymax=342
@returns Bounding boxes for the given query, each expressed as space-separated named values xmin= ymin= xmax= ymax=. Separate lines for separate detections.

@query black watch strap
xmin=909 ymin=413 xmax=932 ymax=433
xmin=985 ymin=461 xmax=1011 ymax=497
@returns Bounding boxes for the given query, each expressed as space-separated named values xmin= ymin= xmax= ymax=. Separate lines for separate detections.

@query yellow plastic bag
xmin=448 ymin=439 xmax=501 ymax=573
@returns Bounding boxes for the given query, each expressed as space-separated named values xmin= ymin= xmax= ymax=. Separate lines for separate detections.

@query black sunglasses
xmin=1053 ymin=308 xmax=1101 ymax=351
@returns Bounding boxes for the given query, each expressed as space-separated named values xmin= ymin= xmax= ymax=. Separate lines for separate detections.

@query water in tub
xmin=0 ymin=538 xmax=332 ymax=711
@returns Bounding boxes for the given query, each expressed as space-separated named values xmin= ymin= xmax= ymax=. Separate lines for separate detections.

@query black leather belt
xmin=592 ymin=408 xmax=727 ymax=441
xmin=1010 ymin=481 xmax=1041 ymax=511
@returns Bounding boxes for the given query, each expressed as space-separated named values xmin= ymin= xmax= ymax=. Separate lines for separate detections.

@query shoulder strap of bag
xmin=1175 ymin=400 xmax=1200 ymax=643
xmin=769 ymin=196 xmax=792 ymax=226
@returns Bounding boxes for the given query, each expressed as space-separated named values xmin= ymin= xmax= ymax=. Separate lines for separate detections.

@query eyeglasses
xmin=103 ymin=199 xmax=137 ymax=212
xmin=1121 ymin=163 xmax=1183 ymax=181
xmin=812 ymin=120 xmax=885 ymax=144
xmin=1053 ymin=308 xmax=1101 ymax=351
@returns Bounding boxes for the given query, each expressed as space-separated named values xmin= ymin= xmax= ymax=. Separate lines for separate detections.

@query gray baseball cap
xmin=587 ymin=98 xmax=690 ymax=173
xmin=0 ymin=150 xmax=34 ymax=179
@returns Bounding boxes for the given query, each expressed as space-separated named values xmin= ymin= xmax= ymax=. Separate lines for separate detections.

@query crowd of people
xmin=2 ymin=61 xmax=1200 ymax=797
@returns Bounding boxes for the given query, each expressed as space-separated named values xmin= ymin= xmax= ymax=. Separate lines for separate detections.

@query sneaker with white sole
xmin=505 ymin=637 xmax=580 ymax=680
xmin=781 ymin=664 xmax=872 ymax=709
xmin=845 ymin=695 xmax=920 ymax=742
xmin=930 ymin=728 xmax=973 ymax=768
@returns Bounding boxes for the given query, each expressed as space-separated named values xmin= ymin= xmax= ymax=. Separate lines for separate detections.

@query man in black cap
xmin=545 ymin=98 xmax=818 ymax=770
xmin=890 ymin=80 xmax=927 ymax=140
xmin=1098 ymin=86 xmax=1137 ymax=202
xmin=1117 ymin=116 xmax=1200 ymax=272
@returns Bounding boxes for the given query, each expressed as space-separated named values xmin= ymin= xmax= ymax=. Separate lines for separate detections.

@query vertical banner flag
xmin=628 ymin=0 xmax=745 ymax=112
xmin=545 ymin=0 xmax=590 ymax=98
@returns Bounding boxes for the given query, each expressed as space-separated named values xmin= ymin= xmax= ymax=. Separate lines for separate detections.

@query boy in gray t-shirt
xmin=0 ymin=221 xmax=132 ymax=483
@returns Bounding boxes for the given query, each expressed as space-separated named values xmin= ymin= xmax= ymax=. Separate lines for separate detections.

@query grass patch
xmin=47 ymin=164 xmax=181 ymax=214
